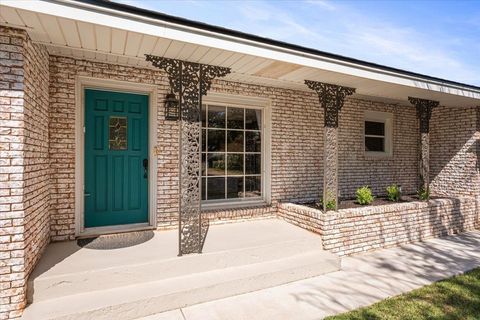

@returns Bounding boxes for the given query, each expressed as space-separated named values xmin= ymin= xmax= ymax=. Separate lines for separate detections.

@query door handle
xmin=143 ymin=159 xmax=148 ymax=179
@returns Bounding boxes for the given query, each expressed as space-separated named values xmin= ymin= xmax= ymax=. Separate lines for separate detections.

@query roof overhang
xmin=1 ymin=0 xmax=479 ymax=107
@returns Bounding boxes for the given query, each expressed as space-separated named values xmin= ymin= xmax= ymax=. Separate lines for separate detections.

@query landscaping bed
xmin=325 ymin=267 xmax=480 ymax=320
xmin=303 ymin=194 xmax=431 ymax=210
xmin=277 ymin=196 xmax=478 ymax=255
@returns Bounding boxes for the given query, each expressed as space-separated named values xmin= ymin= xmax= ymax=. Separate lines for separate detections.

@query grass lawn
xmin=325 ymin=267 xmax=480 ymax=320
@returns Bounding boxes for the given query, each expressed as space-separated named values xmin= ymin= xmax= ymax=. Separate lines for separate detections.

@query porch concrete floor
xmin=139 ymin=230 xmax=480 ymax=320
xmin=23 ymin=219 xmax=340 ymax=320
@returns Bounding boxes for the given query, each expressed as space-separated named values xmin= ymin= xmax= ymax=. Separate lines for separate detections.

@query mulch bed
xmin=302 ymin=194 xmax=444 ymax=211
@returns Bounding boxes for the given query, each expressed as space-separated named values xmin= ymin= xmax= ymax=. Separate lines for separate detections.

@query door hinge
xmin=83 ymin=126 xmax=85 ymax=133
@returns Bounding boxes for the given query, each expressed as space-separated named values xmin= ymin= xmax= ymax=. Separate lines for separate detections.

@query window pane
xmin=246 ymin=131 xmax=261 ymax=152
xmin=208 ymin=105 xmax=226 ymax=128
xmin=207 ymin=177 xmax=225 ymax=199
xmin=201 ymin=177 xmax=206 ymax=200
xmin=365 ymin=121 xmax=385 ymax=136
xmin=207 ymin=129 xmax=225 ymax=152
xmin=201 ymin=105 xmax=206 ymax=128
xmin=245 ymin=176 xmax=261 ymax=197
xmin=227 ymin=154 xmax=244 ymax=175
xmin=227 ymin=107 xmax=244 ymax=129
xmin=227 ymin=177 xmax=244 ymax=198
xmin=201 ymin=153 xmax=206 ymax=176
xmin=246 ymin=109 xmax=261 ymax=130
xmin=207 ymin=153 xmax=225 ymax=176
xmin=245 ymin=154 xmax=261 ymax=174
xmin=227 ymin=130 xmax=244 ymax=152
xmin=365 ymin=137 xmax=385 ymax=152
xmin=202 ymin=129 xmax=206 ymax=152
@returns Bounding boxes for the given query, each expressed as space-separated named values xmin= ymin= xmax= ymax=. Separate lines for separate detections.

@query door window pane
xmin=109 ymin=117 xmax=127 ymax=150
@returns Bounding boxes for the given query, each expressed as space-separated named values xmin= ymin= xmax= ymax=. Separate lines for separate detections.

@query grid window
xmin=201 ymin=104 xmax=262 ymax=202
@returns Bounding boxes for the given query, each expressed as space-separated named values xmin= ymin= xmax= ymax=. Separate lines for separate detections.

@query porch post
xmin=305 ymin=81 xmax=355 ymax=211
xmin=146 ymin=55 xmax=230 ymax=255
xmin=408 ymin=97 xmax=439 ymax=194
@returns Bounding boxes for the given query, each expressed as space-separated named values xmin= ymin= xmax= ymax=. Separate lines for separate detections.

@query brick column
xmin=408 ymin=97 xmax=439 ymax=194
xmin=305 ymin=81 xmax=355 ymax=210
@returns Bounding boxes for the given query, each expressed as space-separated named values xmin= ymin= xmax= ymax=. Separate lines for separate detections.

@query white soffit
xmin=1 ymin=1 xmax=479 ymax=107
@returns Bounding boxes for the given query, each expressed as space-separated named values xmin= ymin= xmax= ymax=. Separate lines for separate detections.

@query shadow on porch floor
xmin=23 ymin=219 xmax=340 ymax=320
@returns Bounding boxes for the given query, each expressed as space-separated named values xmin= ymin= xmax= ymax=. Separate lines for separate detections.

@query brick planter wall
xmin=278 ymin=197 xmax=479 ymax=256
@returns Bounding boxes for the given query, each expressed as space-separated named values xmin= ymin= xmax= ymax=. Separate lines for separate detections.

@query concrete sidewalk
xmin=140 ymin=231 xmax=480 ymax=320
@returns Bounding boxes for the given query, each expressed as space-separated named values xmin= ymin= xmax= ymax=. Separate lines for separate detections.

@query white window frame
xmin=201 ymin=92 xmax=271 ymax=210
xmin=364 ymin=110 xmax=393 ymax=158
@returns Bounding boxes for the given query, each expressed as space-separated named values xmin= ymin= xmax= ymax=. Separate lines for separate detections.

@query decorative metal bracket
xmin=305 ymin=80 xmax=355 ymax=128
xmin=146 ymin=55 xmax=230 ymax=255
xmin=408 ymin=97 xmax=439 ymax=133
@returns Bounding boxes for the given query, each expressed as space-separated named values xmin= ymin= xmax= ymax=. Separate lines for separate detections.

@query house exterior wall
xmin=430 ymin=106 xmax=480 ymax=199
xmin=0 ymin=27 xmax=50 ymax=320
xmin=47 ymin=56 xmax=422 ymax=237
xmin=338 ymin=100 xmax=418 ymax=197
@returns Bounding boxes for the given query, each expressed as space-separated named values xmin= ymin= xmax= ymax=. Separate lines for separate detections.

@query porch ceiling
xmin=1 ymin=1 xmax=480 ymax=107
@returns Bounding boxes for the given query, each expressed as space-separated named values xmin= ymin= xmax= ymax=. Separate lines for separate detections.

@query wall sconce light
xmin=164 ymin=90 xmax=179 ymax=121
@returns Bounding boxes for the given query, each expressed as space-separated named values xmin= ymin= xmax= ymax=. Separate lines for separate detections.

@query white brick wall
xmin=0 ymin=26 xmax=50 ymax=320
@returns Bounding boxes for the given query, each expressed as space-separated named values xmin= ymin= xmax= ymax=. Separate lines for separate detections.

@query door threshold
xmin=78 ymin=223 xmax=156 ymax=239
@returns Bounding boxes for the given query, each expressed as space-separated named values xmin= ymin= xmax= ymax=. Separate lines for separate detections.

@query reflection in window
xmin=109 ymin=117 xmax=127 ymax=150
xmin=201 ymin=104 xmax=262 ymax=201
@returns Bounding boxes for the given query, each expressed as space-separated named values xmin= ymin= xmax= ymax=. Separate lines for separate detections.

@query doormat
xmin=77 ymin=231 xmax=154 ymax=250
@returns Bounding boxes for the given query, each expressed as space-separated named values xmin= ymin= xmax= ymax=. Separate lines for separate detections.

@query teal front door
xmin=84 ymin=89 xmax=149 ymax=228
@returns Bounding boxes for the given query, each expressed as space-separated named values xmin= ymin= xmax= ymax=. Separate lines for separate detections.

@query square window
xmin=364 ymin=111 xmax=392 ymax=156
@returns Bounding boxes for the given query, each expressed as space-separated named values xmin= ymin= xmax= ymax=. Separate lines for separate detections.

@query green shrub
xmin=356 ymin=186 xmax=374 ymax=205
xmin=386 ymin=184 xmax=401 ymax=202
xmin=418 ymin=187 xmax=430 ymax=201
xmin=319 ymin=197 xmax=336 ymax=211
